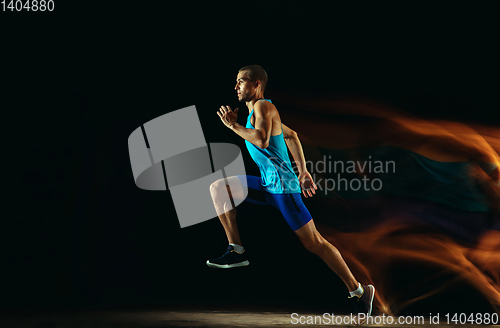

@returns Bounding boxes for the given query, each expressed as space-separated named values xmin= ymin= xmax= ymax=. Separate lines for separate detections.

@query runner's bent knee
xmin=302 ymin=234 xmax=325 ymax=254
xmin=210 ymin=176 xmax=245 ymax=200
xmin=210 ymin=179 xmax=225 ymax=195
xmin=222 ymin=176 xmax=246 ymax=200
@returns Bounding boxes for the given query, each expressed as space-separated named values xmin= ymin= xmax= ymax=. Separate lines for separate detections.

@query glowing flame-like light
xmin=270 ymin=92 xmax=500 ymax=314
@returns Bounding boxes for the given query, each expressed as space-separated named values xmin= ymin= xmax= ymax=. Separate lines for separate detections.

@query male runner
xmin=207 ymin=65 xmax=375 ymax=315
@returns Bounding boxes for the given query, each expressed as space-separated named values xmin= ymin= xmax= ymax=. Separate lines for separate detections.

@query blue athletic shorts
xmin=236 ymin=175 xmax=313 ymax=231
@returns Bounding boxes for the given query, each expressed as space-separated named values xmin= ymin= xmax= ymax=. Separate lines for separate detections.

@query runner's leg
xmin=294 ymin=219 xmax=359 ymax=292
xmin=209 ymin=176 xmax=246 ymax=246
xmin=207 ymin=176 xmax=269 ymax=268
xmin=268 ymin=193 xmax=360 ymax=292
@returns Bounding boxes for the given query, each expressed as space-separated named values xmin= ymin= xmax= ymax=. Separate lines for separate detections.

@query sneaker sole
xmin=206 ymin=260 xmax=250 ymax=269
xmin=366 ymin=285 xmax=375 ymax=316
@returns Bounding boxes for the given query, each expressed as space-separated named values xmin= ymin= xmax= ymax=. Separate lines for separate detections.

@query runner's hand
xmin=217 ymin=105 xmax=239 ymax=128
xmin=298 ymin=171 xmax=318 ymax=198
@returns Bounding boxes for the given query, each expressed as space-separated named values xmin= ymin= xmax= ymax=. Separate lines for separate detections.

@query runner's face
xmin=235 ymin=71 xmax=255 ymax=102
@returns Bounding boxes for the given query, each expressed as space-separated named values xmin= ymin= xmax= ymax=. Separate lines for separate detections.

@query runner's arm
xmin=282 ymin=123 xmax=308 ymax=174
xmin=283 ymin=123 xmax=318 ymax=197
xmin=219 ymin=101 xmax=272 ymax=149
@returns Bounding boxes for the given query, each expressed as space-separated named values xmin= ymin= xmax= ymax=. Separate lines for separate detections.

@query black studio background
xmin=1 ymin=1 xmax=498 ymax=315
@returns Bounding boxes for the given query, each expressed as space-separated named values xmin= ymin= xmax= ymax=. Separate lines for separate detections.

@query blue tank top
xmin=245 ymin=99 xmax=301 ymax=194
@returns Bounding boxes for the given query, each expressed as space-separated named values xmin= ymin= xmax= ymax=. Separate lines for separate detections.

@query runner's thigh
xmin=223 ymin=176 xmax=247 ymax=200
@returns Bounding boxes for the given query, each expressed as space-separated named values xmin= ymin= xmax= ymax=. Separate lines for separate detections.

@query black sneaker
xmin=206 ymin=245 xmax=250 ymax=269
xmin=349 ymin=284 xmax=375 ymax=316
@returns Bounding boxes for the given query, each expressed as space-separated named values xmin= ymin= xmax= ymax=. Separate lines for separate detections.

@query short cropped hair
xmin=239 ymin=65 xmax=268 ymax=92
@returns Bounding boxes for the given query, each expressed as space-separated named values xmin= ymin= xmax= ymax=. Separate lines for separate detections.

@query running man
xmin=207 ymin=65 xmax=375 ymax=315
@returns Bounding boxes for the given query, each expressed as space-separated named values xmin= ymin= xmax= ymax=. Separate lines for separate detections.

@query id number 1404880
xmin=2 ymin=0 xmax=54 ymax=11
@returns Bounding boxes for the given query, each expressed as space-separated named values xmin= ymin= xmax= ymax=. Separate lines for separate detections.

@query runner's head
xmin=235 ymin=65 xmax=267 ymax=102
